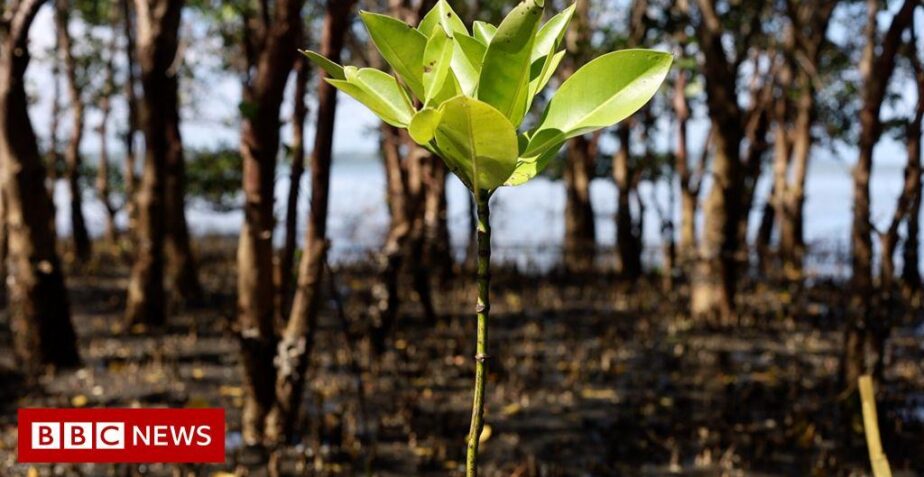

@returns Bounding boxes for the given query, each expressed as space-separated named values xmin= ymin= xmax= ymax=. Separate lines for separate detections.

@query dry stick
xmin=858 ymin=375 xmax=892 ymax=477
xmin=466 ymin=192 xmax=491 ymax=477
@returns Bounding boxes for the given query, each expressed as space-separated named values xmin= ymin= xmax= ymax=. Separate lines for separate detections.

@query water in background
xmin=53 ymin=152 xmax=909 ymax=276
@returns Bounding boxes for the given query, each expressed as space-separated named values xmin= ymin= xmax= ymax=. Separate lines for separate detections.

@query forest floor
xmin=1 ymin=238 xmax=923 ymax=476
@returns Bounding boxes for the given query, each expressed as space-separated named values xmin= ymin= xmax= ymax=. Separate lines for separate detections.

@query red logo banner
xmin=18 ymin=408 xmax=225 ymax=463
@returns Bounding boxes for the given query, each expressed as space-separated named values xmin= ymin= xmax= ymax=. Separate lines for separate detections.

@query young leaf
xmin=531 ymin=4 xmax=575 ymax=62
xmin=473 ymin=21 xmax=496 ymax=44
xmin=423 ymin=27 xmax=454 ymax=105
xmin=301 ymin=50 xmax=345 ymax=80
xmin=360 ymin=11 xmax=427 ymax=99
xmin=451 ymin=33 xmax=486 ymax=95
xmin=527 ymin=49 xmax=565 ymax=103
xmin=327 ymin=68 xmax=415 ymax=127
xmin=526 ymin=49 xmax=672 ymax=155
xmin=477 ymin=0 xmax=544 ymax=127
xmin=418 ymin=0 xmax=467 ymax=37
xmin=504 ymin=143 xmax=563 ymax=186
xmin=409 ymin=108 xmax=443 ymax=144
xmin=431 ymin=69 xmax=464 ymax=105
xmin=434 ymin=96 xmax=519 ymax=191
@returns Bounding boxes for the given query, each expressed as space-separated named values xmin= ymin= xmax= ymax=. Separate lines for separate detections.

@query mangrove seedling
xmin=304 ymin=0 xmax=671 ymax=473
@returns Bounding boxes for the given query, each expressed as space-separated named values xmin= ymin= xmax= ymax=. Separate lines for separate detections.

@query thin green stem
xmin=466 ymin=191 xmax=491 ymax=477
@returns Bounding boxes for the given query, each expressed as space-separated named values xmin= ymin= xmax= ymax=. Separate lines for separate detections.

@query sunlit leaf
xmin=525 ymin=49 xmax=672 ymax=156
xmin=418 ymin=0 xmax=467 ymax=37
xmin=423 ymin=27 xmax=454 ymax=105
xmin=451 ymin=33 xmax=486 ymax=95
xmin=531 ymin=4 xmax=574 ymax=62
xmin=504 ymin=140 xmax=563 ymax=186
xmin=328 ymin=68 xmax=415 ymax=127
xmin=434 ymin=96 xmax=519 ymax=191
xmin=477 ymin=0 xmax=544 ymax=127
xmin=360 ymin=11 xmax=427 ymax=99
xmin=300 ymin=50 xmax=345 ymax=80
xmin=473 ymin=21 xmax=496 ymax=44
xmin=409 ymin=108 xmax=443 ymax=144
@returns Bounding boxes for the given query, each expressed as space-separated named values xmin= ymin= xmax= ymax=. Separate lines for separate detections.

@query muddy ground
xmin=1 ymin=239 xmax=923 ymax=476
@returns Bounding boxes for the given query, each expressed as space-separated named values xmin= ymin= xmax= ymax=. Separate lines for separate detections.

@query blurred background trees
xmin=3 ymin=0 xmax=924 ymax=472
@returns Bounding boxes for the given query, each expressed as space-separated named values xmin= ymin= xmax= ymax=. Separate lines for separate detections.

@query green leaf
xmin=527 ymin=49 xmax=672 ymax=155
xmin=531 ymin=4 xmax=574 ymax=62
xmin=418 ymin=0 xmax=467 ymax=37
xmin=473 ymin=21 xmax=496 ymax=44
xmin=527 ymin=49 xmax=565 ymax=105
xmin=409 ymin=108 xmax=443 ymax=144
xmin=423 ymin=27 xmax=454 ymax=105
xmin=328 ymin=68 xmax=415 ymax=127
xmin=434 ymin=96 xmax=519 ymax=191
xmin=300 ymin=50 xmax=345 ymax=80
xmin=360 ymin=11 xmax=427 ymax=99
xmin=504 ymin=143 xmax=563 ymax=186
xmin=477 ymin=0 xmax=544 ymax=127
xmin=431 ymin=69 xmax=464 ymax=105
xmin=451 ymin=33 xmax=486 ymax=95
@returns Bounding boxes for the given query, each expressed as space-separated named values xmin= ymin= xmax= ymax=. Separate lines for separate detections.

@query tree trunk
xmin=424 ymin=158 xmax=453 ymax=282
xmin=902 ymin=53 xmax=924 ymax=295
xmin=563 ymin=135 xmax=596 ymax=272
xmin=684 ymin=0 xmax=753 ymax=324
xmin=96 ymin=53 xmax=118 ymax=244
xmin=779 ymin=93 xmax=812 ymax=278
xmin=265 ymin=0 xmax=356 ymax=445
xmin=691 ymin=129 xmax=742 ymax=323
xmin=278 ymin=50 xmax=309 ymax=319
xmin=673 ymin=68 xmax=699 ymax=269
xmin=843 ymin=0 xmax=915 ymax=392
xmin=122 ymin=0 xmax=139 ymax=232
xmin=55 ymin=0 xmax=91 ymax=262
xmin=125 ymin=0 xmax=184 ymax=327
xmin=0 ymin=0 xmax=80 ymax=372
xmin=235 ymin=0 xmax=305 ymax=444
xmin=163 ymin=88 xmax=200 ymax=301
xmin=96 ymin=5 xmax=121 ymax=245
xmin=614 ymin=125 xmax=641 ymax=278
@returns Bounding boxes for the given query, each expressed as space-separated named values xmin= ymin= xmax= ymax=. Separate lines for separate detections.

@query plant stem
xmin=466 ymin=191 xmax=491 ymax=477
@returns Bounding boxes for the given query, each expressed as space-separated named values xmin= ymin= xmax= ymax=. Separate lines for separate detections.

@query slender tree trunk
xmin=674 ymin=69 xmax=699 ymax=269
xmin=371 ymin=131 xmax=437 ymax=350
xmin=96 ymin=56 xmax=118 ymax=244
xmin=278 ymin=50 xmax=309 ymax=319
xmin=235 ymin=0 xmax=305 ymax=444
xmin=685 ymin=0 xmax=749 ymax=324
xmin=780 ymin=94 xmax=813 ymax=278
xmin=691 ymin=129 xmax=742 ymax=324
xmin=48 ymin=37 xmax=61 ymax=198
xmin=122 ymin=0 xmax=139 ymax=232
xmin=425 ymin=158 xmax=453 ymax=282
xmin=265 ymin=0 xmax=356 ymax=444
xmin=843 ymin=0 xmax=915 ymax=392
xmin=55 ymin=0 xmax=91 ymax=262
xmin=96 ymin=5 xmax=121 ymax=245
xmin=125 ymin=0 xmax=184 ymax=327
xmin=614 ymin=125 xmax=641 ymax=278
xmin=879 ymin=69 xmax=924 ymax=291
xmin=902 ymin=55 xmax=924 ymax=295
xmin=0 ymin=0 xmax=80 ymax=372
xmin=163 ymin=86 xmax=201 ymax=301
xmin=563 ymin=135 xmax=596 ymax=272
xmin=0 ymin=189 xmax=7 ymax=307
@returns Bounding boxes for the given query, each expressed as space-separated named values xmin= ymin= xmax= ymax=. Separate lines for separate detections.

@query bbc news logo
xmin=18 ymin=408 xmax=225 ymax=463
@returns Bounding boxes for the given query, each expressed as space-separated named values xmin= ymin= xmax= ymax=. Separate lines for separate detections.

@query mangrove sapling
xmin=304 ymin=0 xmax=670 ymax=473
